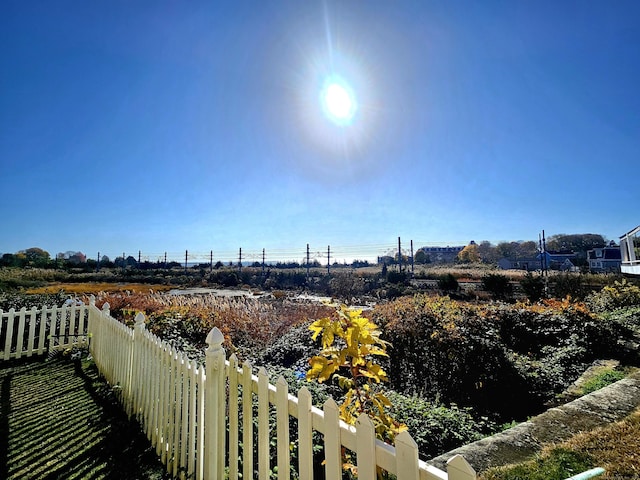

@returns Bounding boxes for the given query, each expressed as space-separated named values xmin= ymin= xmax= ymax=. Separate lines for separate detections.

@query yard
xmin=0 ymin=354 xmax=168 ymax=480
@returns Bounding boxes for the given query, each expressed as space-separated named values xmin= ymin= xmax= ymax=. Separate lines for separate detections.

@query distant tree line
xmin=0 ymin=233 xmax=609 ymax=272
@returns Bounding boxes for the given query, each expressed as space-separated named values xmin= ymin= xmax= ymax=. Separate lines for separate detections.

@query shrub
xmin=520 ymin=272 xmax=545 ymax=302
xmin=372 ymin=295 xmax=530 ymax=419
xmin=585 ymin=279 xmax=640 ymax=313
xmin=437 ymin=273 xmax=459 ymax=293
xmin=579 ymin=369 xmax=626 ymax=395
xmin=386 ymin=391 xmax=497 ymax=458
xmin=481 ymin=273 xmax=513 ymax=300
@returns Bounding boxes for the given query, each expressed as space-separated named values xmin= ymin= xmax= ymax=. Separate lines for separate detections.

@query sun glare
xmin=321 ymin=76 xmax=357 ymax=126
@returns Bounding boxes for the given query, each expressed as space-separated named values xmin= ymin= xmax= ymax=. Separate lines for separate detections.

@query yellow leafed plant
xmin=307 ymin=304 xmax=406 ymax=458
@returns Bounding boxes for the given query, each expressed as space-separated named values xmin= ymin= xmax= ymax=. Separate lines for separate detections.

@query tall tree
xmin=458 ymin=243 xmax=480 ymax=263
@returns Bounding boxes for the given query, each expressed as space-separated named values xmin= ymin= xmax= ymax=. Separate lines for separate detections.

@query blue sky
xmin=2 ymin=1 xmax=639 ymax=263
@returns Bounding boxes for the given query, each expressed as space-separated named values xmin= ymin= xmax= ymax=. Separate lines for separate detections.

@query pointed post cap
xmin=102 ymin=302 xmax=110 ymax=312
xmin=89 ymin=295 xmax=96 ymax=306
xmin=134 ymin=312 xmax=146 ymax=328
xmin=206 ymin=327 xmax=225 ymax=350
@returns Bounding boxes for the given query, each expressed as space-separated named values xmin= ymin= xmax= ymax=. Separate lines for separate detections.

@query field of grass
xmin=25 ymin=282 xmax=173 ymax=295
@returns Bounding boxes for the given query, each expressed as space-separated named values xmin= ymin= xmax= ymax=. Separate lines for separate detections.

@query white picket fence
xmin=0 ymin=303 xmax=89 ymax=360
xmin=0 ymin=298 xmax=477 ymax=480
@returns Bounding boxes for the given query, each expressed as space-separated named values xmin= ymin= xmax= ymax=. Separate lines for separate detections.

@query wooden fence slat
xmin=297 ymin=387 xmax=313 ymax=480
xmin=37 ymin=306 xmax=48 ymax=354
xmin=242 ymin=360 xmax=254 ymax=480
xmin=276 ymin=376 xmax=290 ymax=480
xmin=179 ymin=356 xmax=190 ymax=480
xmin=356 ymin=413 xmax=377 ymax=480
xmin=446 ymin=454 xmax=476 ymax=480
xmin=4 ymin=309 xmax=15 ymax=360
xmin=228 ymin=354 xmax=239 ymax=480
xmin=188 ymin=359 xmax=198 ymax=480
xmin=258 ymin=367 xmax=270 ymax=480
xmin=26 ymin=307 xmax=37 ymax=356
xmin=15 ymin=308 xmax=26 ymax=359
xmin=323 ymin=398 xmax=342 ymax=480
xmin=395 ymin=431 xmax=420 ymax=480
xmin=196 ymin=363 xmax=205 ymax=480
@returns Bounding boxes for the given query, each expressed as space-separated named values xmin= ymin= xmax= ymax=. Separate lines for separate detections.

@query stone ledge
xmin=427 ymin=371 xmax=640 ymax=473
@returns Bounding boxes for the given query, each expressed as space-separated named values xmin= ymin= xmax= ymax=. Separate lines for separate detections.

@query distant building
xmin=497 ymin=257 xmax=540 ymax=271
xmin=539 ymin=250 xmax=577 ymax=271
xmin=416 ymin=246 xmax=464 ymax=264
xmin=587 ymin=242 xmax=621 ymax=273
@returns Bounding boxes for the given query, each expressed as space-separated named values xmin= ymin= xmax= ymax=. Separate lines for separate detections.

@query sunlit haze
xmin=1 ymin=1 xmax=639 ymax=263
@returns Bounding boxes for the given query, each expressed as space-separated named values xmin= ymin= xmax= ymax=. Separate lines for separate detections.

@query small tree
xmin=307 ymin=305 xmax=406 ymax=445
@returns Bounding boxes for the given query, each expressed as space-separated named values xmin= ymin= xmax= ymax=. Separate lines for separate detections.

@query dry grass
xmin=25 ymin=282 xmax=172 ymax=295
xmin=562 ymin=407 xmax=640 ymax=478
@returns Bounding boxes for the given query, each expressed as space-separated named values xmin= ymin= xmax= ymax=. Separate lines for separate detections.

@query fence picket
xmin=323 ymin=398 xmax=342 ymax=480
xmin=26 ymin=307 xmax=37 ymax=356
xmin=395 ymin=431 xmax=420 ymax=480
xmin=37 ymin=306 xmax=48 ymax=354
xmin=356 ymin=413 xmax=377 ymax=480
xmin=276 ymin=376 xmax=290 ymax=480
xmin=4 ymin=309 xmax=15 ymax=360
xmin=241 ymin=360 xmax=254 ymax=480
xmin=179 ymin=355 xmax=190 ymax=480
xmin=228 ymin=354 xmax=239 ymax=480
xmin=297 ymin=387 xmax=313 ymax=480
xmin=258 ymin=367 xmax=270 ymax=480
xmin=15 ymin=308 xmax=26 ymax=359
xmin=447 ymin=455 xmax=476 ymax=480
xmin=187 ymin=359 xmax=198 ymax=480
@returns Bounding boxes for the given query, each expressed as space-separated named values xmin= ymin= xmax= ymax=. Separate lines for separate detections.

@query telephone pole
xmin=306 ymin=244 xmax=310 ymax=280
xmin=410 ymin=240 xmax=414 ymax=276
xmin=398 ymin=237 xmax=402 ymax=272
xmin=327 ymin=245 xmax=331 ymax=274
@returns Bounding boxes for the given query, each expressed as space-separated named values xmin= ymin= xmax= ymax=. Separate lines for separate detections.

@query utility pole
xmin=164 ymin=252 xmax=167 ymax=270
xmin=410 ymin=240 xmax=414 ymax=277
xmin=185 ymin=250 xmax=188 ymax=273
xmin=238 ymin=248 xmax=242 ymax=273
xmin=97 ymin=251 xmax=100 ymax=272
xmin=306 ymin=244 xmax=310 ymax=280
xmin=398 ymin=237 xmax=402 ymax=272
xmin=327 ymin=245 xmax=331 ymax=274
xmin=210 ymin=250 xmax=213 ymax=272
xmin=138 ymin=250 xmax=141 ymax=268
xmin=262 ymin=248 xmax=266 ymax=276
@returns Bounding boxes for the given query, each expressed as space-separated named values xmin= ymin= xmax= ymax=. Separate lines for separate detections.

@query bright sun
xmin=321 ymin=76 xmax=357 ymax=125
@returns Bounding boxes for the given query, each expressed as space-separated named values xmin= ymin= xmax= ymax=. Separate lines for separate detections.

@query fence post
xmin=204 ymin=327 xmax=226 ymax=480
